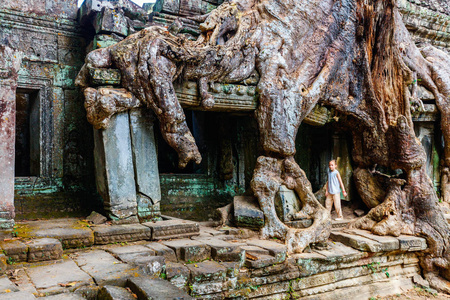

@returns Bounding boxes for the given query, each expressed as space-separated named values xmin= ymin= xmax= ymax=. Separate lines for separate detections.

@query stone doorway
xmin=15 ymin=89 xmax=40 ymax=177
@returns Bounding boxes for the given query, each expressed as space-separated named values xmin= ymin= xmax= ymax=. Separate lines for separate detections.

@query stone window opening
xmin=15 ymin=89 xmax=40 ymax=177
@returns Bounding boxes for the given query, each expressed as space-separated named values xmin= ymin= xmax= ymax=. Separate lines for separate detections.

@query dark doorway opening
xmin=15 ymin=89 xmax=40 ymax=176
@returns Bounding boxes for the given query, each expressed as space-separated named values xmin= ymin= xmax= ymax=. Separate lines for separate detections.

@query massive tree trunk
xmin=76 ymin=0 xmax=450 ymax=291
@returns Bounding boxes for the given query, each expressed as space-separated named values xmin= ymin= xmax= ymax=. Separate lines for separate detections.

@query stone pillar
xmin=93 ymin=109 xmax=162 ymax=223
xmin=0 ymin=45 xmax=22 ymax=230
xmin=129 ymin=109 xmax=161 ymax=221
xmin=93 ymin=112 xmax=139 ymax=224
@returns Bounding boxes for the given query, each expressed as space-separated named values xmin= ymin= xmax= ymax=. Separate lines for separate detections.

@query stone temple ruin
xmin=0 ymin=0 xmax=450 ymax=299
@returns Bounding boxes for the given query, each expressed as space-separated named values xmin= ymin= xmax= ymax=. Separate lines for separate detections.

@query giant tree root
xmin=251 ymin=156 xmax=331 ymax=253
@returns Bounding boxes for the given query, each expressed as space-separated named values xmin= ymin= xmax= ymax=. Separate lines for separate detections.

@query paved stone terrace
xmin=0 ymin=218 xmax=434 ymax=299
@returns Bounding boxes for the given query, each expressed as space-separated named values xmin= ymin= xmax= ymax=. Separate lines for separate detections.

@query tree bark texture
xmin=76 ymin=0 xmax=450 ymax=291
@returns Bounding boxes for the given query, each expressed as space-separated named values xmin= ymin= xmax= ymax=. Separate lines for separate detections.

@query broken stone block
xmin=166 ymin=262 xmax=190 ymax=290
xmin=246 ymin=239 xmax=287 ymax=263
xmin=250 ymin=262 xmax=288 ymax=277
xmin=219 ymin=262 xmax=240 ymax=278
xmin=145 ymin=242 xmax=177 ymax=262
xmin=89 ymin=68 xmax=121 ymax=86
xmin=94 ymin=7 xmax=129 ymax=36
xmin=93 ymin=224 xmax=151 ymax=244
xmin=140 ymin=256 xmax=166 ymax=277
xmin=187 ymin=260 xmax=227 ymax=283
xmin=86 ymin=211 xmax=107 ymax=225
xmin=330 ymin=231 xmax=383 ymax=252
xmin=245 ymin=254 xmax=280 ymax=269
xmin=0 ymin=239 xmax=28 ymax=262
xmin=98 ymin=285 xmax=136 ymax=300
xmin=127 ymin=277 xmax=194 ymax=300
xmin=275 ymin=185 xmax=301 ymax=222
xmin=27 ymin=238 xmax=63 ymax=262
xmin=233 ymin=196 xmax=264 ymax=229
xmin=354 ymin=209 xmax=365 ymax=217
xmin=93 ymin=34 xmax=124 ymax=49
xmin=193 ymin=237 xmax=239 ymax=261
xmin=142 ymin=219 xmax=199 ymax=240
xmin=129 ymin=109 xmax=162 ymax=221
xmin=413 ymin=274 xmax=430 ymax=288
xmin=162 ymin=239 xmax=211 ymax=262
xmin=344 ymin=229 xmax=399 ymax=252
xmin=398 ymin=235 xmax=427 ymax=251
xmin=93 ymin=112 xmax=138 ymax=222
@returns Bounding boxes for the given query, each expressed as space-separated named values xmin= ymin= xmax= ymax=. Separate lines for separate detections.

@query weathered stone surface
xmin=0 ymin=275 xmax=19 ymax=293
xmin=0 ymin=45 xmax=22 ymax=230
xmin=129 ymin=109 xmax=162 ymax=221
xmin=108 ymin=245 xmax=155 ymax=256
xmin=344 ymin=229 xmax=400 ymax=251
xmin=86 ymin=211 xmax=107 ymax=225
xmin=74 ymin=250 xmax=139 ymax=286
xmin=43 ymin=294 xmax=86 ymax=300
xmin=162 ymin=239 xmax=211 ymax=262
xmin=215 ymin=247 xmax=245 ymax=264
xmin=127 ymin=277 xmax=193 ymax=300
xmin=139 ymin=256 xmax=166 ymax=277
xmin=142 ymin=219 xmax=199 ymax=240
xmin=187 ymin=260 xmax=226 ymax=283
xmin=0 ymin=240 xmax=28 ymax=262
xmin=116 ymin=252 xmax=157 ymax=265
xmin=18 ymin=219 xmax=94 ymax=249
xmin=94 ymin=7 xmax=129 ymax=36
xmin=93 ymin=224 xmax=151 ymax=244
xmin=233 ymin=196 xmax=264 ymax=229
xmin=27 ymin=238 xmax=63 ymax=262
xmin=26 ymin=259 xmax=93 ymax=291
xmin=275 ymin=185 xmax=301 ymax=222
xmin=330 ymin=231 xmax=383 ymax=252
xmin=246 ymin=239 xmax=287 ymax=262
xmin=0 ymin=291 xmax=35 ymax=300
xmin=397 ymin=235 xmax=427 ymax=251
xmin=250 ymin=262 xmax=288 ymax=277
xmin=98 ymin=285 xmax=136 ymax=300
xmin=245 ymin=254 xmax=280 ymax=269
xmin=219 ymin=262 xmax=240 ymax=278
xmin=413 ymin=274 xmax=430 ymax=288
xmin=247 ymin=281 xmax=290 ymax=298
xmin=90 ymin=68 xmax=121 ymax=86
xmin=285 ymin=219 xmax=313 ymax=229
xmin=93 ymin=112 xmax=138 ymax=222
xmin=241 ymin=245 xmax=270 ymax=256
xmin=193 ymin=237 xmax=239 ymax=261
xmin=190 ymin=279 xmax=236 ymax=295
xmin=145 ymin=242 xmax=177 ymax=262
xmin=0 ymin=0 xmax=78 ymax=19
xmin=166 ymin=262 xmax=190 ymax=290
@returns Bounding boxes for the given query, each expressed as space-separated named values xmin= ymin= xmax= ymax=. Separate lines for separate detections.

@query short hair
xmin=329 ymin=159 xmax=336 ymax=164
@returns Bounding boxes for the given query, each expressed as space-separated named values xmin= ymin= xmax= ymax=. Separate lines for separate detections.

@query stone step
xmin=127 ymin=277 xmax=194 ymax=300
xmin=98 ymin=285 xmax=137 ymax=300
xmin=141 ymin=219 xmax=199 ymax=240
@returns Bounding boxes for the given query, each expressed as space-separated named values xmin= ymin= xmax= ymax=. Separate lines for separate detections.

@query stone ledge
xmin=93 ymin=224 xmax=151 ymax=245
xmin=142 ymin=219 xmax=199 ymax=240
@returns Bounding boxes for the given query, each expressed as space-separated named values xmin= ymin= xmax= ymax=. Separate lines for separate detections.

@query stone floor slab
xmin=73 ymin=250 xmax=140 ymax=286
xmin=17 ymin=219 xmax=94 ymax=249
xmin=26 ymin=259 xmax=92 ymax=290
xmin=0 ymin=291 xmax=36 ymax=299
xmin=93 ymin=224 xmax=151 ymax=244
xmin=107 ymin=245 xmax=155 ymax=256
xmin=0 ymin=275 xmax=19 ymax=293
xmin=344 ymin=229 xmax=400 ymax=251
xmin=142 ymin=219 xmax=199 ymax=240
xmin=43 ymin=293 xmax=86 ymax=299
xmin=330 ymin=231 xmax=383 ymax=252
